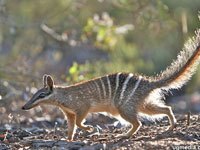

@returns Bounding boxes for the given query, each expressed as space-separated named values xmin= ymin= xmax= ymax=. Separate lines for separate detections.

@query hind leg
xmin=117 ymin=108 xmax=142 ymax=138
xmin=139 ymin=104 xmax=176 ymax=131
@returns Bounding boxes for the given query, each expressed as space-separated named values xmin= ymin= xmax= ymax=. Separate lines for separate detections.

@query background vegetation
xmin=0 ymin=0 xmax=200 ymax=115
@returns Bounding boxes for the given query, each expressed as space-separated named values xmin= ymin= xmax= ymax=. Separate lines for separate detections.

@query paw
xmin=116 ymin=134 xmax=131 ymax=139
xmin=85 ymin=125 xmax=94 ymax=133
xmin=66 ymin=137 xmax=73 ymax=142
xmin=166 ymin=121 xmax=177 ymax=131
xmin=166 ymin=124 xmax=175 ymax=131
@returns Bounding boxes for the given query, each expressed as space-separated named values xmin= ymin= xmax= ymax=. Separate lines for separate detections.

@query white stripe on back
xmin=106 ymin=75 xmax=111 ymax=100
xmin=123 ymin=76 xmax=142 ymax=105
xmin=100 ymin=78 xmax=106 ymax=99
xmin=112 ymin=73 xmax=121 ymax=102
xmin=119 ymin=73 xmax=133 ymax=104
xmin=94 ymin=81 xmax=101 ymax=100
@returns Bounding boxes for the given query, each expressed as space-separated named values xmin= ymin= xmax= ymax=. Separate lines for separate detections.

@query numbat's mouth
xmin=21 ymin=103 xmax=35 ymax=110
xmin=21 ymin=105 xmax=31 ymax=110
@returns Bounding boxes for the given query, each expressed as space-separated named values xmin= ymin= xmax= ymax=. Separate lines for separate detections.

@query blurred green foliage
xmin=82 ymin=12 xmax=133 ymax=51
xmin=0 ymin=0 xmax=200 ymax=93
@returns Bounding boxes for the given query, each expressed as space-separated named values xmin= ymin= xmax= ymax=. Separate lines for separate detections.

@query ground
xmin=0 ymin=113 xmax=199 ymax=150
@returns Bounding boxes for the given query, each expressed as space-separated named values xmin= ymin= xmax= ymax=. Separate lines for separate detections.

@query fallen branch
xmin=40 ymin=23 xmax=68 ymax=42
xmin=186 ymin=111 xmax=191 ymax=126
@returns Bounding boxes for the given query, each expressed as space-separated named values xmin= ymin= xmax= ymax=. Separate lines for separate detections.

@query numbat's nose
xmin=21 ymin=105 xmax=29 ymax=110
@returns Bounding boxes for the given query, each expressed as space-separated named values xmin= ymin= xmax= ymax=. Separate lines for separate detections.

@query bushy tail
xmin=154 ymin=29 xmax=200 ymax=90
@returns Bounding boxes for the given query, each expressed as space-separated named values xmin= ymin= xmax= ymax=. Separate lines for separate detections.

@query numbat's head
xmin=22 ymin=75 xmax=55 ymax=110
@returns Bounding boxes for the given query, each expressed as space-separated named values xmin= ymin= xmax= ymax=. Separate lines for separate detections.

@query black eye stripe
xmin=39 ymin=93 xmax=46 ymax=98
xmin=38 ymin=91 xmax=52 ymax=98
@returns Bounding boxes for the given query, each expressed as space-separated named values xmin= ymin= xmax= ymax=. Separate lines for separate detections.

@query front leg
xmin=65 ymin=113 xmax=76 ymax=141
xmin=76 ymin=110 xmax=94 ymax=132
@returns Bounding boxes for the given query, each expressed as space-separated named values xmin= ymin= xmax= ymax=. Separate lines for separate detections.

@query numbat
xmin=22 ymin=29 xmax=200 ymax=141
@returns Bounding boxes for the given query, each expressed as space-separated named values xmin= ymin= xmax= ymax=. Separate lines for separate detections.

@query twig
xmin=40 ymin=23 xmax=68 ymax=42
xmin=186 ymin=111 xmax=191 ymax=127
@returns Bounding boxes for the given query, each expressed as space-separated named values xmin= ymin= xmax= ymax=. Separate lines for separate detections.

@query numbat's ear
xmin=43 ymin=74 xmax=48 ymax=87
xmin=47 ymin=75 xmax=54 ymax=91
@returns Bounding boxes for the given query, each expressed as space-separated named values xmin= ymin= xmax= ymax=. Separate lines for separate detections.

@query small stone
xmin=0 ymin=143 xmax=9 ymax=150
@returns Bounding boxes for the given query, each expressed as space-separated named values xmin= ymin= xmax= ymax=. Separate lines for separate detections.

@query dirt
xmin=0 ymin=114 xmax=199 ymax=150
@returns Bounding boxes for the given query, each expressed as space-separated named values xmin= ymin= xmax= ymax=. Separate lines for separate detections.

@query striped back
xmin=90 ymin=73 xmax=143 ymax=106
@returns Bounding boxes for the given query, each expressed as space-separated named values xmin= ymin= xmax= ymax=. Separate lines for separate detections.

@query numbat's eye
xmin=39 ymin=93 xmax=46 ymax=98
